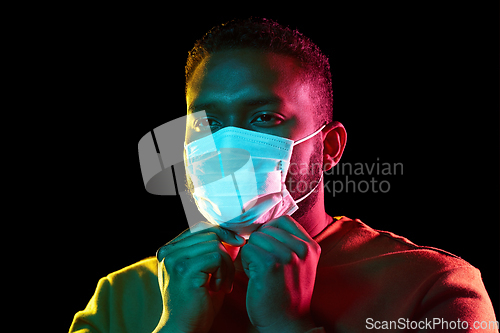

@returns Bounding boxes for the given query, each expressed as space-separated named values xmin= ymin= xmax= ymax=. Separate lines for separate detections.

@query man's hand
xmin=154 ymin=222 xmax=246 ymax=333
xmin=241 ymin=215 xmax=321 ymax=333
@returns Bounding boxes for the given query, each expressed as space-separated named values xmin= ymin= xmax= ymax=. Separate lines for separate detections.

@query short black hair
xmin=185 ymin=17 xmax=333 ymax=125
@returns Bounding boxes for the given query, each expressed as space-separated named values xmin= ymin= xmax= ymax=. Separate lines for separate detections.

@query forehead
xmin=186 ymin=49 xmax=304 ymax=111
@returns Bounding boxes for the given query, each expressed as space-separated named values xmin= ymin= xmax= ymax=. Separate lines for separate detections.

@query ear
xmin=322 ymin=121 xmax=347 ymax=172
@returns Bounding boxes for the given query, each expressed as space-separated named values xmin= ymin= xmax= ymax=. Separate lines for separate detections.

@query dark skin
xmin=154 ymin=49 xmax=347 ymax=333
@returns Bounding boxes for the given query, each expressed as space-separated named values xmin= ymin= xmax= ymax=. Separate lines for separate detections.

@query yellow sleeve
xmin=69 ymin=257 xmax=162 ymax=333
xmin=70 ymin=277 xmax=111 ymax=333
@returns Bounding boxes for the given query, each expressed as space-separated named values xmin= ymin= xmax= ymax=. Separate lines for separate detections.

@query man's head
xmin=184 ymin=17 xmax=346 ymax=224
xmin=185 ymin=17 xmax=333 ymax=128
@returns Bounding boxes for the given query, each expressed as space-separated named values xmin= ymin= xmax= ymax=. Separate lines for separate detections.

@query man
xmin=70 ymin=18 xmax=497 ymax=333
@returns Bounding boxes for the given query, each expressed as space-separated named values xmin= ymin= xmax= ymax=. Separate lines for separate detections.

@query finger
xmin=259 ymin=225 xmax=309 ymax=260
xmin=240 ymin=242 xmax=277 ymax=279
xmin=162 ymin=221 xmax=214 ymax=246
xmin=158 ymin=231 xmax=218 ymax=261
xmin=176 ymin=222 xmax=246 ymax=246
xmin=262 ymin=215 xmax=314 ymax=243
xmin=162 ymin=240 xmax=231 ymax=269
xmin=173 ymin=252 xmax=225 ymax=289
xmin=247 ymin=231 xmax=296 ymax=264
xmin=157 ymin=225 xmax=245 ymax=262
xmin=192 ymin=223 xmax=246 ymax=246
xmin=161 ymin=240 xmax=235 ymax=293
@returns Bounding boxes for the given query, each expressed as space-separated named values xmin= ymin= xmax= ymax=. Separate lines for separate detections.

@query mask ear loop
xmin=279 ymin=124 xmax=326 ymax=207
xmin=295 ymin=173 xmax=323 ymax=204
xmin=289 ymin=123 xmax=326 ymax=204
xmin=293 ymin=124 xmax=326 ymax=146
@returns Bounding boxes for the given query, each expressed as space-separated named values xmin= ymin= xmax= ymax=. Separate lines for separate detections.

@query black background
xmin=36 ymin=4 xmax=498 ymax=330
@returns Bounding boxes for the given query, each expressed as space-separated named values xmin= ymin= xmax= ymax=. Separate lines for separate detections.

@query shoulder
xmin=103 ymin=256 xmax=160 ymax=305
xmin=70 ymin=257 xmax=161 ymax=332
xmin=106 ymin=256 xmax=159 ymax=284
xmin=316 ymin=216 xmax=476 ymax=272
xmin=312 ymin=217 xmax=497 ymax=327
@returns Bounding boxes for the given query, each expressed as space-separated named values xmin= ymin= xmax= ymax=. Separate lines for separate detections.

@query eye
xmin=193 ymin=117 xmax=221 ymax=132
xmin=251 ymin=113 xmax=283 ymax=127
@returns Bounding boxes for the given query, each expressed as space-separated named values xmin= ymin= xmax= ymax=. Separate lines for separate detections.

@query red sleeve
xmin=414 ymin=265 xmax=498 ymax=332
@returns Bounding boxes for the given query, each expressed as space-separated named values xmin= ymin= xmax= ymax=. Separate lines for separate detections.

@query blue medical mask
xmin=184 ymin=124 xmax=325 ymax=237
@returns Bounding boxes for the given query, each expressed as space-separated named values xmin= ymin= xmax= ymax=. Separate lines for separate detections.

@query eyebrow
xmin=188 ymin=96 xmax=282 ymax=113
